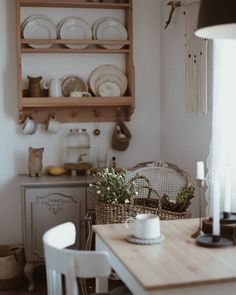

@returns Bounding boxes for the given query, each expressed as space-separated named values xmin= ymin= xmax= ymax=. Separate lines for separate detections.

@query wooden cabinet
xmin=19 ymin=174 xmax=95 ymax=291
xmin=16 ymin=0 xmax=134 ymax=123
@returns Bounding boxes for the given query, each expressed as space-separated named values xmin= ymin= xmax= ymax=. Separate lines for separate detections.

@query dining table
xmin=93 ymin=218 xmax=236 ymax=295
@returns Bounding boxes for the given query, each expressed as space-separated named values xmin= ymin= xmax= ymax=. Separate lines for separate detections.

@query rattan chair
xmin=127 ymin=161 xmax=191 ymax=200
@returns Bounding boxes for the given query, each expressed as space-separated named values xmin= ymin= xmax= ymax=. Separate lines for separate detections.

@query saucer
xmin=126 ymin=234 xmax=164 ymax=245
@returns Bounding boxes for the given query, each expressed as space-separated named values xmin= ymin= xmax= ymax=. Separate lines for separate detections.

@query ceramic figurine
xmin=28 ymin=147 xmax=44 ymax=177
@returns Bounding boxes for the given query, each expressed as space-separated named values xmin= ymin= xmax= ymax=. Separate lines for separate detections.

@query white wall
xmin=160 ymin=1 xmax=212 ymax=216
xmin=0 ymin=0 xmax=161 ymax=243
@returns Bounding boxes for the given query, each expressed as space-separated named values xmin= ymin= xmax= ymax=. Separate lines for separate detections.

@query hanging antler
xmin=165 ymin=1 xmax=183 ymax=29
xmin=164 ymin=0 xmax=200 ymax=29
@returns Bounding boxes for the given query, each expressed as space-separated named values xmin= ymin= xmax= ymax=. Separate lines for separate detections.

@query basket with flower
xmin=88 ymin=168 xmax=163 ymax=224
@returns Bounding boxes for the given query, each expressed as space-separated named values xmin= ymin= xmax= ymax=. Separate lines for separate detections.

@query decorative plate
xmin=23 ymin=16 xmax=57 ymax=49
xmin=61 ymin=75 xmax=88 ymax=97
xmin=92 ymin=17 xmax=110 ymax=39
xmin=89 ymin=64 xmax=127 ymax=96
xmin=95 ymin=74 xmax=125 ymax=96
xmin=59 ymin=16 xmax=92 ymax=49
xmin=97 ymin=81 xmax=121 ymax=97
xmin=21 ymin=15 xmax=50 ymax=32
xmin=96 ymin=18 xmax=127 ymax=49
xmin=126 ymin=234 xmax=164 ymax=245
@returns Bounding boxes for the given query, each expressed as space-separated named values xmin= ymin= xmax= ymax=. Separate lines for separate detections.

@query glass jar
xmin=65 ymin=129 xmax=91 ymax=164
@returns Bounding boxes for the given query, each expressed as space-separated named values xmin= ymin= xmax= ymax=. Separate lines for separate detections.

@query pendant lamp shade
xmin=195 ymin=0 xmax=236 ymax=39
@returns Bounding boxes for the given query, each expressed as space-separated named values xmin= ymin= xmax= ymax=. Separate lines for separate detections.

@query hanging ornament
xmin=93 ymin=109 xmax=101 ymax=136
xmin=93 ymin=123 xmax=101 ymax=136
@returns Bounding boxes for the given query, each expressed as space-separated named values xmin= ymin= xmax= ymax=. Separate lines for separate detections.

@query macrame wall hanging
xmin=165 ymin=0 xmax=208 ymax=115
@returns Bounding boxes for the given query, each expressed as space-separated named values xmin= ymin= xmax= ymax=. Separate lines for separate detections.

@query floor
xmin=0 ymin=268 xmax=123 ymax=295
xmin=0 ymin=269 xmax=47 ymax=295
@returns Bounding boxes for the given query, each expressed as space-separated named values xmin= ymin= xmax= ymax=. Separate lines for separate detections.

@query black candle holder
xmin=197 ymin=233 xmax=234 ymax=248
xmin=221 ymin=212 xmax=236 ymax=224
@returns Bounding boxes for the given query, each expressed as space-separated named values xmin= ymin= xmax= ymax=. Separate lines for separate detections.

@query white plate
xmin=92 ymin=17 xmax=113 ymax=39
xmin=89 ymin=64 xmax=127 ymax=96
xmin=95 ymin=74 xmax=124 ymax=96
xmin=96 ymin=18 xmax=127 ymax=49
xmin=61 ymin=75 xmax=88 ymax=97
xmin=21 ymin=15 xmax=49 ymax=32
xmin=23 ymin=16 xmax=57 ymax=49
xmin=59 ymin=17 xmax=92 ymax=49
xmin=97 ymin=81 xmax=121 ymax=97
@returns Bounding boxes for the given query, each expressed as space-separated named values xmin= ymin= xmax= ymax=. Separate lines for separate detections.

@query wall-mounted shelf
xmin=19 ymin=0 xmax=130 ymax=9
xmin=16 ymin=0 xmax=135 ymax=123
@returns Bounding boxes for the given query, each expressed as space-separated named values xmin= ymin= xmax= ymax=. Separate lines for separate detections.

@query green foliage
xmin=161 ymin=186 xmax=195 ymax=212
xmin=88 ymin=168 xmax=138 ymax=205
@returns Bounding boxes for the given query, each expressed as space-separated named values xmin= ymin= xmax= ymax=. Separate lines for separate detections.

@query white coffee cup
xmin=46 ymin=114 xmax=60 ymax=133
xmin=22 ymin=116 xmax=38 ymax=135
xmin=125 ymin=214 xmax=160 ymax=240
xmin=43 ymin=78 xmax=62 ymax=97
xmin=69 ymin=91 xmax=91 ymax=97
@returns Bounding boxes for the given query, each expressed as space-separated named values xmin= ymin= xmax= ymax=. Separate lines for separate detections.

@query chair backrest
xmin=127 ymin=161 xmax=191 ymax=200
xmin=43 ymin=222 xmax=111 ymax=295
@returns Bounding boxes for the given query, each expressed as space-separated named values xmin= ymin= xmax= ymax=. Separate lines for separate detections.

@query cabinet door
xmin=23 ymin=186 xmax=85 ymax=262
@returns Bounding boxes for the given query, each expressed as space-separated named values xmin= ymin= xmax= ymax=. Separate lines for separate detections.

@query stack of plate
xmin=89 ymin=64 xmax=128 ymax=97
xmin=22 ymin=15 xmax=57 ymax=49
xmin=92 ymin=17 xmax=128 ymax=49
xmin=57 ymin=17 xmax=92 ymax=49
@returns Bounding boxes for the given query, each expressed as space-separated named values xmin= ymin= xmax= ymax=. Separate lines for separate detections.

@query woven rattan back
xmin=127 ymin=161 xmax=191 ymax=200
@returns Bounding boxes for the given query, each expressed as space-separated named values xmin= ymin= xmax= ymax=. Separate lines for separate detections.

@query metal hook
xmin=93 ymin=109 xmax=101 ymax=118
xmin=50 ymin=112 xmax=57 ymax=120
xmin=116 ymin=107 xmax=122 ymax=121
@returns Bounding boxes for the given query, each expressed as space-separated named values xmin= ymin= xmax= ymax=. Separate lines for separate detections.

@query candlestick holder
xmin=220 ymin=212 xmax=236 ymax=224
xmin=197 ymin=233 xmax=234 ymax=248
xmin=191 ymin=179 xmax=204 ymax=238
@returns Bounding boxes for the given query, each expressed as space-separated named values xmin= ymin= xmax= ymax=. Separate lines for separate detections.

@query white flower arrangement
xmin=88 ymin=168 xmax=139 ymax=204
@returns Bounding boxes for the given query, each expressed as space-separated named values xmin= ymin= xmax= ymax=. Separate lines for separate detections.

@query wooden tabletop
xmin=93 ymin=219 xmax=236 ymax=291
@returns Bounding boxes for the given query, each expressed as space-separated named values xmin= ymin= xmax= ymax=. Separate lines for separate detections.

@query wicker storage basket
xmin=95 ymin=196 xmax=190 ymax=225
xmin=112 ymin=121 xmax=132 ymax=151
xmin=0 ymin=244 xmax=25 ymax=290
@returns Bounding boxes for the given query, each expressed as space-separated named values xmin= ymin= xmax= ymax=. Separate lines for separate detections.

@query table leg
xmin=95 ymin=235 xmax=108 ymax=293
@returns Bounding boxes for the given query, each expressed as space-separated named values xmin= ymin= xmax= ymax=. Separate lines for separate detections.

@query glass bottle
xmin=66 ymin=129 xmax=91 ymax=164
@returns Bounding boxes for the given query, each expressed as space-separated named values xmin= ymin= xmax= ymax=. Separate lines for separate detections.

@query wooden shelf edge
xmin=21 ymin=39 xmax=130 ymax=45
xmin=21 ymin=48 xmax=130 ymax=54
xmin=19 ymin=0 xmax=130 ymax=9
xmin=21 ymin=96 xmax=134 ymax=108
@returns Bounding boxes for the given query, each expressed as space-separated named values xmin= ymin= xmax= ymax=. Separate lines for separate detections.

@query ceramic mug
xmin=43 ymin=78 xmax=62 ymax=97
xmin=22 ymin=116 xmax=38 ymax=135
xmin=125 ymin=213 xmax=160 ymax=240
xmin=69 ymin=91 xmax=91 ymax=97
xmin=46 ymin=114 xmax=60 ymax=133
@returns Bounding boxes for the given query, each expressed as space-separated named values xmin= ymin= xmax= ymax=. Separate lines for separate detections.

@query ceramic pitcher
xmin=43 ymin=78 xmax=62 ymax=97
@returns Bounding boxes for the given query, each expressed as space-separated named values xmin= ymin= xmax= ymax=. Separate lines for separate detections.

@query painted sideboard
xmin=18 ymin=174 xmax=96 ymax=291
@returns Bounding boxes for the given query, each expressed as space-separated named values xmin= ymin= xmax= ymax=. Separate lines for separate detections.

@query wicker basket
xmin=95 ymin=191 xmax=190 ymax=225
xmin=0 ymin=244 xmax=26 ymax=290
xmin=112 ymin=121 xmax=132 ymax=151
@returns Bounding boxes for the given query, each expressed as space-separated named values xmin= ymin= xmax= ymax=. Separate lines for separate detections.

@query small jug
xmin=43 ymin=78 xmax=62 ymax=97
xmin=28 ymin=76 xmax=42 ymax=97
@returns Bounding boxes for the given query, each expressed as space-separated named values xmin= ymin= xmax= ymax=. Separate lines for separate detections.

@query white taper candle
xmin=224 ymin=170 xmax=231 ymax=213
xmin=196 ymin=161 xmax=204 ymax=180
xmin=212 ymin=181 xmax=220 ymax=236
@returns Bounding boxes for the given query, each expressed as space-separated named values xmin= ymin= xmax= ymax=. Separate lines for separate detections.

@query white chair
xmin=43 ymin=222 xmax=131 ymax=295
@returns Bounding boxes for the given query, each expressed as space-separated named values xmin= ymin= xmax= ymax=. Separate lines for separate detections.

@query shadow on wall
xmin=0 ymin=175 xmax=22 ymax=243
xmin=3 ymin=0 xmax=18 ymax=122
